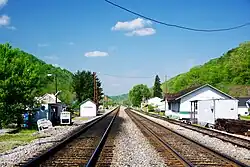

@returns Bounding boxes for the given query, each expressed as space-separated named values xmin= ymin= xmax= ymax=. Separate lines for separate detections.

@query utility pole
xmin=93 ymin=72 xmax=97 ymax=104
xmin=165 ymin=75 xmax=168 ymax=93
xmin=55 ymin=74 xmax=58 ymax=104
xmin=164 ymin=75 xmax=168 ymax=113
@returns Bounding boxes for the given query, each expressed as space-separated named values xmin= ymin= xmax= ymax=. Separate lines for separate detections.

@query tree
xmin=164 ymin=41 xmax=250 ymax=96
xmin=72 ymin=70 xmax=103 ymax=105
xmin=0 ymin=43 xmax=76 ymax=128
xmin=96 ymin=77 xmax=104 ymax=104
xmin=0 ymin=44 xmax=44 ymax=128
xmin=129 ymin=84 xmax=151 ymax=107
xmin=153 ymin=75 xmax=162 ymax=98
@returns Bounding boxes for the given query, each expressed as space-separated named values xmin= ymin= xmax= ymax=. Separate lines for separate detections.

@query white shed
xmin=197 ymin=99 xmax=238 ymax=126
xmin=80 ymin=99 xmax=97 ymax=117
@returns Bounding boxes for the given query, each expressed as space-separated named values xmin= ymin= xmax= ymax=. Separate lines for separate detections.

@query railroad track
xmin=126 ymin=108 xmax=249 ymax=167
xmin=132 ymin=108 xmax=250 ymax=150
xmin=20 ymin=107 xmax=120 ymax=167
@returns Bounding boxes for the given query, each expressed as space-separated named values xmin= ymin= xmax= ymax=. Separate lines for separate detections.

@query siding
xmin=80 ymin=101 xmax=97 ymax=117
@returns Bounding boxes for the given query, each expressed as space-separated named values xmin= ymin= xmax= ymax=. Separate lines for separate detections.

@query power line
xmin=105 ymin=0 xmax=250 ymax=32
xmin=97 ymin=72 xmax=154 ymax=78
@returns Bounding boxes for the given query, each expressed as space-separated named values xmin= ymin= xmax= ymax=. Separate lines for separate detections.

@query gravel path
xmin=132 ymin=109 xmax=250 ymax=166
xmin=111 ymin=107 xmax=166 ymax=167
xmin=0 ymin=109 xmax=113 ymax=167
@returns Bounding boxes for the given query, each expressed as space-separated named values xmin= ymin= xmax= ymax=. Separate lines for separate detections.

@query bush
xmin=148 ymin=105 xmax=155 ymax=112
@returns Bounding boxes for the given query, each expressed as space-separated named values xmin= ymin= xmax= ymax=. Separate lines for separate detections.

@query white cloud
xmin=0 ymin=15 xmax=10 ymax=26
xmin=0 ymin=2 xmax=16 ymax=31
xmin=7 ymin=26 xmax=16 ymax=30
xmin=68 ymin=42 xmax=75 ymax=45
xmin=44 ymin=55 xmax=59 ymax=60
xmin=0 ymin=0 xmax=8 ymax=8
xmin=125 ymin=28 xmax=156 ymax=36
xmin=85 ymin=51 xmax=109 ymax=57
xmin=38 ymin=43 xmax=50 ymax=47
xmin=112 ymin=18 xmax=152 ymax=31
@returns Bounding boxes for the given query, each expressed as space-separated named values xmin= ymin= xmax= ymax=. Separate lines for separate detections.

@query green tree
xmin=72 ymin=70 xmax=103 ymax=105
xmin=96 ymin=77 xmax=104 ymax=103
xmin=153 ymin=75 xmax=162 ymax=98
xmin=129 ymin=84 xmax=151 ymax=107
xmin=163 ymin=41 xmax=250 ymax=97
xmin=0 ymin=43 xmax=75 ymax=127
xmin=0 ymin=44 xmax=44 ymax=128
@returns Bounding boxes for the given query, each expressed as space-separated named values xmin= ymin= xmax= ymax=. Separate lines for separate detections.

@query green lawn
xmin=0 ymin=129 xmax=38 ymax=153
xmin=148 ymin=111 xmax=165 ymax=117
xmin=240 ymin=115 xmax=250 ymax=121
xmin=72 ymin=117 xmax=89 ymax=121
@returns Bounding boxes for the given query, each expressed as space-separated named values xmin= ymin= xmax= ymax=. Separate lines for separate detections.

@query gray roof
xmin=79 ymin=98 xmax=96 ymax=106
xmin=164 ymin=84 xmax=235 ymax=102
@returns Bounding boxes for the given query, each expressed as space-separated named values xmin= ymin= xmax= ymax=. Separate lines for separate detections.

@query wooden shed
xmin=80 ymin=99 xmax=97 ymax=117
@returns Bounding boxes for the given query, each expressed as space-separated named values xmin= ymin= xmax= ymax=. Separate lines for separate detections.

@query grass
xmin=192 ymin=124 xmax=204 ymax=128
xmin=148 ymin=111 xmax=165 ymax=117
xmin=72 ymin=117 xmax=89 ymax=121
xmin=0 ymin=129 xmax=38 ymax=153
xmin=240 ymin=115 xmax=250 ymax=121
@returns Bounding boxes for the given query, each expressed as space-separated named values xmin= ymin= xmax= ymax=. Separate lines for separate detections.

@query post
xmin=164 ymin=75 xmax=167 ymax=112
xmin=55 ymin=74 xmax=58 ymax=104
xmin=93 ymin=72 xmax=97 ymax=104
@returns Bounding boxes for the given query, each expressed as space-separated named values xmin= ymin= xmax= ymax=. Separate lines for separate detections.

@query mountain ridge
xmin=162 ymin=41 xmax=250 ymax=97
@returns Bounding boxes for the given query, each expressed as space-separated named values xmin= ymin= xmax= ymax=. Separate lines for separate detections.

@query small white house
xmin=80 ymin=99 xmax=97 ymax=117
xmin=36 ymin=93 xmax=61 ymax=104
xmin=35 ymin=93 xmax=63 ymax=123
xmin=236 ymin=97 xmax=250 ymax=116
xmin=164 ymin=84 xmax=236 ymax=120
xmin=147 ymin=97 xmax=163 ymax=107
xmin=142 ymin=97 xmax=166 ymax=112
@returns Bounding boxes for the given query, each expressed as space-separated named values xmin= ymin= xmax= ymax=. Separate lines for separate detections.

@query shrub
xmin=148 ymin=105 xmax=155 ymax=112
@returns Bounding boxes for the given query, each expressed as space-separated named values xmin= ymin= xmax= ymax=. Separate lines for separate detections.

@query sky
xmin=0 ymin=0 xmax=250 ymax=96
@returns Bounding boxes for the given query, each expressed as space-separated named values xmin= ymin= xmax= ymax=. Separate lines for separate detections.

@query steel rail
xmin=128 ymin=109 xmax=249 ymax=167
xmin=21 ymin=107 xmax=119 ymax=167
xmin=133 ymin=108 xmax=250 ymax=150
xmin=85 ymin=108 xmax=119 ymax=167
xmin=126 ymin=110 xmax=194 ymax=167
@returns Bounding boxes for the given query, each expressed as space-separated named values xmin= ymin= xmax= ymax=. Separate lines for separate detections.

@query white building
xmin=35 ymin=93 xmax=63 ymax=123
xmin=164 ymin=84 xmax=236 ymax=120
xmin=147 ymin=97 xmax=163 ymax=106
xmin=142 ymin=97 xmax=166 ymax=112
xmin=36 ymin=93 xmax=61 ymax=104
xmin=80 ymin=99 xmax=97 ymax=117
xmin=236 ymin=97 xmax=250 ymax=116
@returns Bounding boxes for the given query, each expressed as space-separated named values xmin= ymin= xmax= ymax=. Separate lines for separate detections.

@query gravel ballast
xmin=132 ymin=109 xmax=250 ymax=166
xmin=111 ymin=107 xmax=166 ymax=167
xmin=0 ymin=109 xmax=113 ymax=167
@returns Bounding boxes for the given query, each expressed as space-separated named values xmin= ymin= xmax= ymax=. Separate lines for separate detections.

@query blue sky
xmin=0 ymin=0 xmax=250 ymax=96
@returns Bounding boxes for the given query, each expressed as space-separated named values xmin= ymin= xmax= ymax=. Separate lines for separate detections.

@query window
xmin=194 ymin=101 xmax=198 ymax=110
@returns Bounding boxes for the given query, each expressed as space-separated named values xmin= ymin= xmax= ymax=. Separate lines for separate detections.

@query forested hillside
xmin=163 ymin=41 xmax=250 ymax=97
xmin=0 ymin=43 xmax=75 ymax=126
xmin=0 ymin=43 xmax=74 ymax=104
xmin=110 ymin=94 xmax=128 ymax=102
xmin=0 ymin=43 xmax=104 ymax=127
